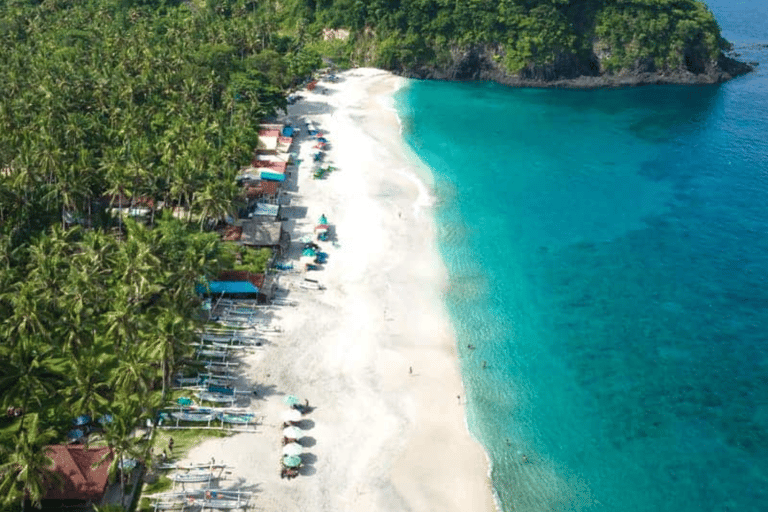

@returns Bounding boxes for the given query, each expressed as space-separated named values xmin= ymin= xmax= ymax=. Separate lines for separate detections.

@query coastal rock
xmin=399 ymin=44 xmax=753 ymax=89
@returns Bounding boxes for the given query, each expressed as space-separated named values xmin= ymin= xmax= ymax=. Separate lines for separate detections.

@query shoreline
xmin=177 ymin=68 xmax=497 ymax=512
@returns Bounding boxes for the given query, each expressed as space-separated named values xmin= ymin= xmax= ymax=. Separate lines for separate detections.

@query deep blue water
xmin=395 ymin=2 xmax=768 ymax=510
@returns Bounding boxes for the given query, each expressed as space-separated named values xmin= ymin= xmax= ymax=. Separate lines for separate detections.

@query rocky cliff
xmin=398 ymin=44 xmax=753 ymax=88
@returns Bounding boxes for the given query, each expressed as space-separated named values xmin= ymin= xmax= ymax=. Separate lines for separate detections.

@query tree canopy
xmin=283 ymin=0 xmax=730 ymax=76
xmin=0 ymin=2 xmax=318 ymax=508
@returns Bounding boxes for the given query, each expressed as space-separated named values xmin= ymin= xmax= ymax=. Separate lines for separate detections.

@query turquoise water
xmin=395 ymin=3 xmax=768 ymax=510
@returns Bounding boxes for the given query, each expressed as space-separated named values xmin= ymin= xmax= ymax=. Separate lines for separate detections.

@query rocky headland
xmin=398 ymin=44 xmax=753 ymax=89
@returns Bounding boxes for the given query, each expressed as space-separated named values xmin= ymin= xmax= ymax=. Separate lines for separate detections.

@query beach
xmin=176 ymin=68 xmax=496 ymax=511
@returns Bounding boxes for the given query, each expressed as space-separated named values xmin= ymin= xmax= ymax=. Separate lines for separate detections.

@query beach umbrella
xmin=283 ymin=395 xmax=301 ymax=406
xmin=281 ymin=409 xmax=302 ymax=423
xmin=282 ymin=443 xmax=303 ymax=456
xmin=300 ymin=248 xmax=317 ymax=266
xmin=282 ymin=426 xmax=304 ymax=439
xmin=67 ymin=429 xmax=84 ymax=441
xmin=120 ymin=458 xmax=138 ymax=471
xmin=73 ymin=415 xmax=91 ymax=426
xmin=318 ymin=214 xmax=328 ymax=225
xmin=282 ymin=455 xmax=302 ymax=468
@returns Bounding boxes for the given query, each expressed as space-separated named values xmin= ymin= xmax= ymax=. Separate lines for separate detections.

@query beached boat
xmin=152 ymin=501 xmax=185 ymax=510
xmin=199 ymin=335 xmax=234 ymax=343
xmin=220 ymin=413 xmax=255 ymax=425
xmin=156 ymin=462 xmax=228 ymax=472
xmin=173 ymin=376 xmax=202 ymax=386
xmin=171 ymin=471 xmax=213 ymax=483
xmin=198 ymin=392 xmax=237 ymax=404
xmin=196 ymin=349 xmax=229 ymax=359
xmin=171 ymin=411 xmax=218 ymax=423
xmin=205 ymin=499 xmax=246 ymax=510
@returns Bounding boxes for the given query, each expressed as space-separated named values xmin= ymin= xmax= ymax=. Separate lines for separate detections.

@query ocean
xmin=394 ymin=1 xmax=768 ymax=510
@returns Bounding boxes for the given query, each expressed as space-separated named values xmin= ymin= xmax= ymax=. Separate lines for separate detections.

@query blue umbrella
xmin=67 ymin=429 xmax=84 ymax=441
xmin=120 ymin=458 xmax=137 ymax=470
xmin=73 ymin=415 xmax=91 ymax=426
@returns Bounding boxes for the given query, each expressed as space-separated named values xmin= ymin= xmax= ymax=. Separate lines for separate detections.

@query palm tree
xmin=0 ymin=343 xmax=62 ymax=433
xmin=0 ymin=415 xmax=61 ymax=512
xmin=99 ymin=397 xmax=155 ymax=496
xmin=192 ymin=180 xmax=237 ymax=231
xmin=141 ymin=309 xmax=196 ymax=400
xmin=63 ymin=346 xmax=112 ymax=420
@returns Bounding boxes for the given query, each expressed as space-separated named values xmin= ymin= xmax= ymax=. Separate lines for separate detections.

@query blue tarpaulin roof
xmin=282 ymin=126 xmax=295 ymax=137
xmin=196 ymin=281 xmax=259 ymax=295
xmin=252 ymin=203 xmax=279 ymax=217
xmin=260 ymin=170 xmax=285 ymax=182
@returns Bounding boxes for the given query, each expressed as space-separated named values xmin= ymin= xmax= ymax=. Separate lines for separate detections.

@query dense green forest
xmin=288 ymin=0 xmax=731 ymax=78
xmin=0 ymin=1 xmax=319 ymax=509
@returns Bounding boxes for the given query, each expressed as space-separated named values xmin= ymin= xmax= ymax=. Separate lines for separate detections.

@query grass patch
xmin=142 ymin=474 xmax=173 ymax=495
xmin=151 ymin=428 xmax=230 ymax=460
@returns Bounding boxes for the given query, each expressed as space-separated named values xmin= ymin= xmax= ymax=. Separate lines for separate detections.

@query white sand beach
xmin=179 ymin=68 xmax=496 ymax=512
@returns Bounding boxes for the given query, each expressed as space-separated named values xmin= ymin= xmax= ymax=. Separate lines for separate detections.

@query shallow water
xmin=395 ymin=2 xmax=768 ymax=509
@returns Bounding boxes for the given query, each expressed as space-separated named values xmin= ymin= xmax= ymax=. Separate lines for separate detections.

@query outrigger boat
xmin=171 ymin=471 xmax=213 ymax=483
xmin=170 ymin=410 xmax=219 ymax=423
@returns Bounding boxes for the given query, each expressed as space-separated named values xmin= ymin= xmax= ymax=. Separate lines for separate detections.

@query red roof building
xmin=43 ymin=445 xmax=114 ymax=503
xmin=252 ymin=160 xmax=287 ymax=173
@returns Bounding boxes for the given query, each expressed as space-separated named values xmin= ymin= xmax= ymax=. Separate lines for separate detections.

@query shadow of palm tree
xmin=250 ymin=383 xmax=279 ymax=401
xmin=219 ymin=479 xmax=263 ymax=494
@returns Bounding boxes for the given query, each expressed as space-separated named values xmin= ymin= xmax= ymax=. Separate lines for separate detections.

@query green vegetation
xmin=281 ymin=0 xmax=730 ymax=76
xmin=0 ymin=1 xmax=317 ymax=510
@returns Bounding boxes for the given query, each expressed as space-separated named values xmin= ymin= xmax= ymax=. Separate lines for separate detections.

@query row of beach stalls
xmin=236 ymin=123 xmax=296 ymax=217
